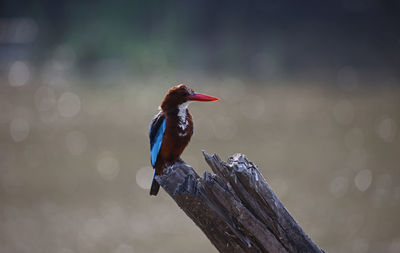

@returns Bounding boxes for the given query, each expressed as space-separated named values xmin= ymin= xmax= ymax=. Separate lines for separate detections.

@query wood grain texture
xmin=156 ymin=151 xmax=324 ymax=253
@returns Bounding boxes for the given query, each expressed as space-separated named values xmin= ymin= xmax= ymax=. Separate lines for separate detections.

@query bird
xmin=149 ymin=84 xmax=219 ymax=196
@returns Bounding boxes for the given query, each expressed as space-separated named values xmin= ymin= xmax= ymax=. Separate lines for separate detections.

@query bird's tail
xmin=149 ymin=172 xmax=160 ymax=196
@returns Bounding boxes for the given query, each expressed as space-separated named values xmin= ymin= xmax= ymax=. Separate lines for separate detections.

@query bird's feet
xmin=176 ymin=158 xmax=185 ymax=164
xmin=164 ymin=158 xmax=185 ymax=170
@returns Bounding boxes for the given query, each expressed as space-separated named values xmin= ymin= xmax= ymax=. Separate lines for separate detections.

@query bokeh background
xmin=1 ymin=1 xmax=400 ymax=252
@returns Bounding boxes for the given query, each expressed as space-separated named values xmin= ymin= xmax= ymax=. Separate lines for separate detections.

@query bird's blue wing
xmin=149 ymin=112 xmax=166 ymax=168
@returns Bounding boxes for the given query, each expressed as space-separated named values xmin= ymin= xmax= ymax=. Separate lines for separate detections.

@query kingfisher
xmin=149 ymin=84 xmax=219 ymax=196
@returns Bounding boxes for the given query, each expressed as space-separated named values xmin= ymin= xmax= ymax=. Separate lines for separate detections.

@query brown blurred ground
xmin=0 ymin=77 xmax=400 ymax=253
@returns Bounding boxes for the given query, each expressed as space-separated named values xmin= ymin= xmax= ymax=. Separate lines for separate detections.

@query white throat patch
xmin=177 ymin=101 xmax=191 ymax=132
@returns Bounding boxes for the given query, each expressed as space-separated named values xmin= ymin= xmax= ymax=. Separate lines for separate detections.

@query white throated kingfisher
xmin=149 ymin=84 xmax=219 ymax=196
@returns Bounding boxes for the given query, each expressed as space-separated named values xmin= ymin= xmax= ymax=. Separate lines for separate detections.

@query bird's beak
xmin=188 ymin=93 xmax=220 ymax=102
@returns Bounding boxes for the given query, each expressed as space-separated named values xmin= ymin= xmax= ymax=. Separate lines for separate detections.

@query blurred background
xmin=0 ymin=0 xmax=400 ymax=252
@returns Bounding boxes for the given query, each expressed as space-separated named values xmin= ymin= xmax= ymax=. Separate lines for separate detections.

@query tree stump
xmin=156 ymin=151 xmax=324 ymax=253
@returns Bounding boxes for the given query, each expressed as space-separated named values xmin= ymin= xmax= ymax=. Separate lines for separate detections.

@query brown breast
xmin=159 ymin=109 xmax=193 ymax=163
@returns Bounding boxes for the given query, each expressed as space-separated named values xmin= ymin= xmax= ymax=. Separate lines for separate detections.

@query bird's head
xmin=161 ymin=84 xmax=219 ymax=111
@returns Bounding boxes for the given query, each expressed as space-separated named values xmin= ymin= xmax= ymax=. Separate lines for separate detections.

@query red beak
xmin=188 ymin=93 xmax=220 ymax=102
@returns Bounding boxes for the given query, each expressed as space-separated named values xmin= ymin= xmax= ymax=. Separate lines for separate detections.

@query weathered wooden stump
xmin=156 ymin=151 xmax=324 ymax=253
